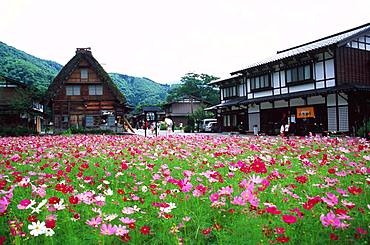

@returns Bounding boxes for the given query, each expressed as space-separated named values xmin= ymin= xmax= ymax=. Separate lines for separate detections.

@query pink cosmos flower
xmin=10 ymin=154 xmax=21 ymax=162
xmin=231 ymin=196 xmax=246 ymax=206
xmin=209 ymin=193 xmax=219 ymax=203
xmin=100 ymin=223 xmax=116 ymax=235
xmin=322 ymin=193 xmax=338 ymax=207
xmin=86 ymin=216 xmax=102 ymax=228
xmin=179 ymin=178 xmax=193 ymax=193
xmin=218 ymin=186 xmax=233 ymax=196
xmin=17 ymin=199 xmax=31 ymax=210
xmin=320 ymin=211 xmax=341 ymax=228
xmin=114 ymin=225 xmax=129 ymax=236
xmin=119 ymin=217 xmax=136 ymax=224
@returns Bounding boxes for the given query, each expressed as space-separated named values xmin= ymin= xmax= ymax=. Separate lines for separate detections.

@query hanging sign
xmin=297 ymin=107 xmax=315 ymax=118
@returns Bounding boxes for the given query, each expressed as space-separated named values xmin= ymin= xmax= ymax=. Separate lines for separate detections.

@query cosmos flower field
xmin=0 ymin=135 xmax=369 ymax=244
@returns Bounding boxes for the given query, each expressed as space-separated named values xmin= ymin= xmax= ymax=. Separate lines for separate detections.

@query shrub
xmin=0 ymin=127 xmax=36 ymax=136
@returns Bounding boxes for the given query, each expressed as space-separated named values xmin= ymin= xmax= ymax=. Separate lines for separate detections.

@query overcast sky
xmin=1 ymin=0 xmax=369 ymax=84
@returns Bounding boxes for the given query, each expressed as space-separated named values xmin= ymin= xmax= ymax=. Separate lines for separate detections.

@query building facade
xmin=163 ymin=95 xmax=211 ymax=127
xmin=47 ymin=48 xmax=130 ymax=132
xmin=0 ymin=75 xmax=43 ymax=133
xmin=210 ymin=23 xmax=370 ymax=136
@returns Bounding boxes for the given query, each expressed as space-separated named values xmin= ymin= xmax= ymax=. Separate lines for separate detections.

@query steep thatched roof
xmin=47 ymin=48 xmax=126 ymax=104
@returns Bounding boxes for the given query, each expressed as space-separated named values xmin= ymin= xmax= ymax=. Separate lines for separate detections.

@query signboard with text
xmin=297 ymin=107 xmax=315 ymax=118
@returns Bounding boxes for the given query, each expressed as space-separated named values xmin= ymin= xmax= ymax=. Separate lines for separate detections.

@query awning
xmin=214 ymin=97 xmax=245 ymax=108
xmin=239 ymin=84 xmax=370 ymax=105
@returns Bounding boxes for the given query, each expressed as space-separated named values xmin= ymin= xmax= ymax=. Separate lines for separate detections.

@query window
xmin=250 ymin=74 xmax=270 ymax=90
xmin=80 ymin=69 xmax=88 ymax=79
xmin=286 ymin=65 xmax=312 ymax=83
xmin=222 ymin=86 xmax=237 ymax=99
xmin=66 ymin=85 xmax=80 ymax=95
xmin=89 ymin=85 xmax=103 ymax=95
xmin=223 ymin=115 xmax=231 ymax=127
xmin=85 ymin=116 xmax=94 ymax=127
xmin=62 ymin=115 xmax=69 ymax=123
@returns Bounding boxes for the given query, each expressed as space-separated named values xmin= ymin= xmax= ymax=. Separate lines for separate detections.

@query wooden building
xmin=0 ymin=74 xmax=43 ymax=133
xmin=163 ymin=95 xmax=211 ymax=127
xmin=47 ymin=48 xmax=131 ymax=132
xmin=210 ymin=23 xmax=370 ymax=136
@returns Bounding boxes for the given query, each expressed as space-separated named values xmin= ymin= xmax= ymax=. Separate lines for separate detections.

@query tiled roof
xmin=231 ymin=23 xmax=370 ymax=75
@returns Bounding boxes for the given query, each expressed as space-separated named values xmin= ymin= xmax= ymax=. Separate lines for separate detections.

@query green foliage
xmin=9 ymin=85 xmax=43 ymax=115
xmin=189 ymin=104 xmax=214 ymax=123
xmin=167 ymin=73 xmax=219 ymax=105
xmin=356 ymin=120 xmax=370 ymax=138
xmin=60 ymin=127 xmax=115 ymax=135
xmin=0 ymin=126 xmax=36 ymax=136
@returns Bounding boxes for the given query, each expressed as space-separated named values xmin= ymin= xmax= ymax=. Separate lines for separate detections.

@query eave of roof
xmin=231 ymin=23 xmax=370 ymax=75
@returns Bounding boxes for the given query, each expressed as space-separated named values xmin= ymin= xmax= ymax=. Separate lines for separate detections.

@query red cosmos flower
xmin=27 ymin=215 xmax=37 ymax=223
xmin=282 ymin=215 xmax=297 ymax=224
xmin=0 ymin=180 xmax=7 ymax=190
xmin=335 ymin=208 xmax=347 ymax=215
xmin=69 ymin=196 xmax=79 ymax=205
xmin=202 ymin=227 xmax=212 ymax=235
xmin=328 ymin=168 xmax=336 ymax=174
xmin=128 ymin=223 xmax=136 ymax=229
xmin=356 ymin=227 xmax=368 ymax=235
xmin=48 ymin=196 xmax=60 ymax=204
xmin=140 ymin=225 xmax=150 ymax=235
xmin=329 ymin=233 xmax=339 ymax=240
xmin=121 ymin=163 xmax=128 ymax=170
xmin=266 ymin=206 xmax=282 ymax=215
xmin=348 ymin=186 xmax=363 ymax=195
xmin=275 ymin=227 xmax=285 ymax=234
xmin=45 ymin=219 xmax=56 ymax=229
xmin=121 ymin=234 xmax=131 ymax=243
xmin=73 ymin=213 xmax=80 ymax=220
xmin=117 ymin=189 xmax=125 ymax=195
xmin=164 ymin=214 xmax=173 ymax=219
xmin=251 ymin=158 xmax=267 ymax=174
xmin=0 ymin=236 xmax=6 ymax=245
xmin=295 ymin=175 xmax=308 ymax=184
xmin=276 ymin=236 xmax=290 ymax=243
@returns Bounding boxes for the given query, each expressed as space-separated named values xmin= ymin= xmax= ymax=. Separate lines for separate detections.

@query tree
xmin=10 ymin=85 xmax=43 ymax=117
xmin=166 ymin=73 xmax=219 ymax=105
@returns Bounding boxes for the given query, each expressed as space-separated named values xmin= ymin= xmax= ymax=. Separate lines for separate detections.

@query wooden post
xmin=144 ymin=113 xmax=147 ymax=137
xmin=155 ymin=112 xmax=158 ymax=136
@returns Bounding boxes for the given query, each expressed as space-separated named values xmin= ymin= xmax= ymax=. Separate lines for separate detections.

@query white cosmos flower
xmin=104 ymin=189 xmax=113 ymax=196
xmin=141 ymin=186 xmax=148 ymax=192
xmin=95 ymin=195 xmax=106 ymax=202
xmin=249 ymin=175 xmax=263 ymax=184
xmin=160 ymin=207 xmax=172 ymax=213
xmin=54 ymin=199 xmax=65 ymax=210
xmin=28 ymin=221 xmax=46 ymax=236
xmin=45 ymin=228 xmax=55 ymax=236
xmin=103 ymin=180 xmax=110 ymax=185
xmin=104 ymin=213 xmax=118 ymax=221
xmin=31 ymin=199 xmax=47 ymax=214
xmin=168 ymin=202 xmax=177 ymax=209
xmin=97 ymin=184 xmax=103 ymax=190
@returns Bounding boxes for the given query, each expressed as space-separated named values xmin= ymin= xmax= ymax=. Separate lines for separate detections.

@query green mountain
xmin=110 ymin=73 xmax=170 ymax=107
xmin=0 ymin=41 xmax=170 ymax=107
xmin=0 ymin=41 xmax=62 ymax=92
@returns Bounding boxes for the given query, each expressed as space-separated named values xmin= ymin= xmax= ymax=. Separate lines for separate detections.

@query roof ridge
xmin=277 ymin=22 xmax=370 ymax=54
